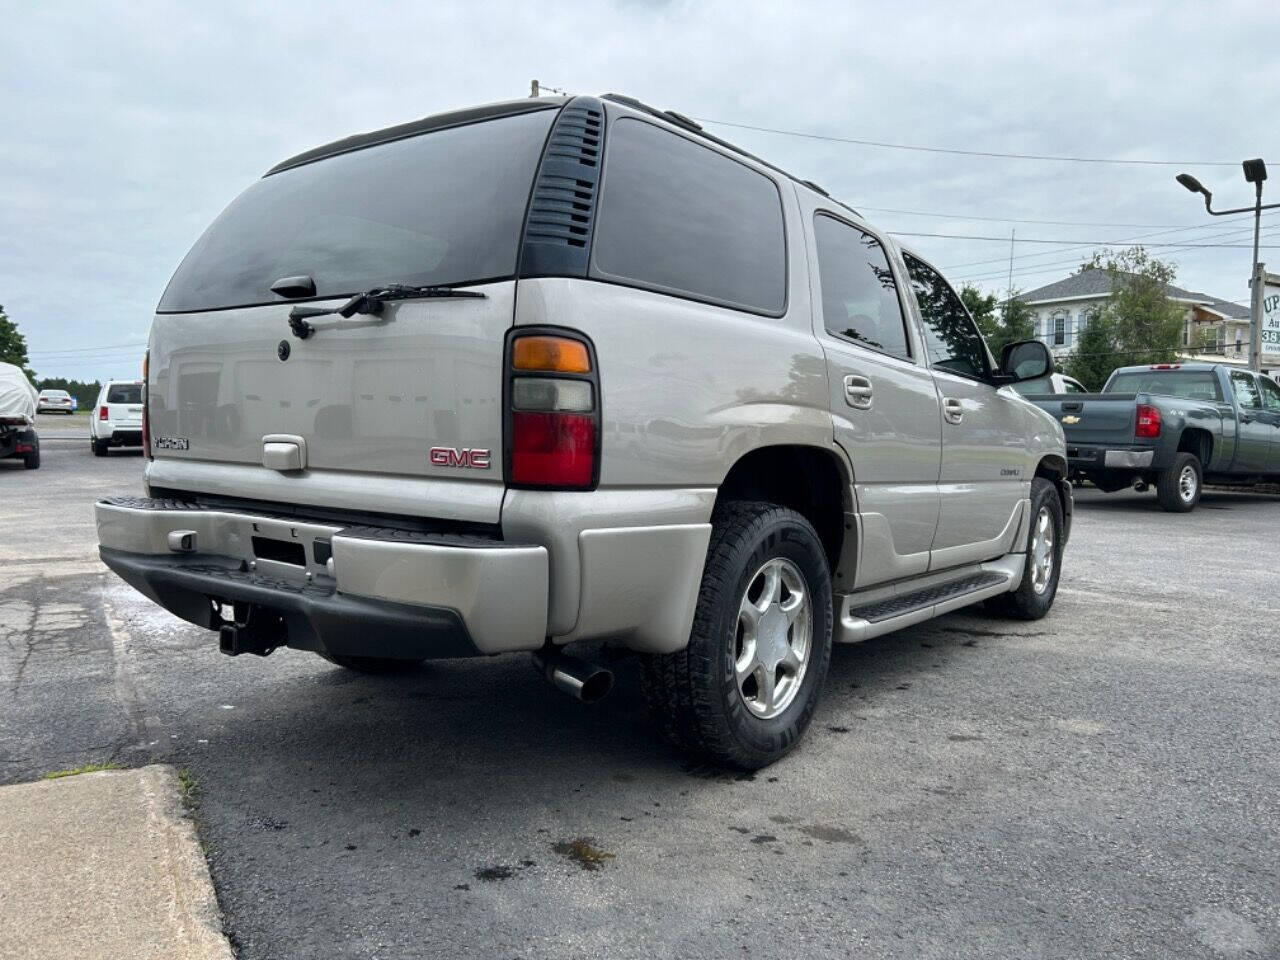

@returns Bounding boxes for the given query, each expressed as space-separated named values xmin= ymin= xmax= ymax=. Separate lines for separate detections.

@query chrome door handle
xmin=943 ymin=397 xmax=964 ymax=424
xmin=844 ymin=375 xmax=873 ymax=409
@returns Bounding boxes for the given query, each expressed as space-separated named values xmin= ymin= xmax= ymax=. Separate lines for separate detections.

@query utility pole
xmin=530 ymin=79 xmax=539 ymax=98
xmin=1004 ymin=228 xmax=1016 ymax=321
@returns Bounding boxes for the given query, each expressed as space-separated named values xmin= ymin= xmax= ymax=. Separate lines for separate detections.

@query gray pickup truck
xmin=1029 ymin=363 xmax=1280 ymax=512
xmin=95 ymin=94 xmax=1072 ymax=768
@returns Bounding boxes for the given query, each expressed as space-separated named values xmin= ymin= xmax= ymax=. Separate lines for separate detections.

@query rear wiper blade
xmin=287 ymin=284 xmax=486 ymax=339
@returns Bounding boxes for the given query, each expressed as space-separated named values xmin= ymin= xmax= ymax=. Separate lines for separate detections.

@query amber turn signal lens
xmin=512 ymin=336 xmax=590 ymax=373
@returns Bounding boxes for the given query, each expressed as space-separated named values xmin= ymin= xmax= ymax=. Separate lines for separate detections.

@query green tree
xmin=1086 ymin=247 xmax=1185 ymax=366
xmin=960 ymin=285 xmax=1035 ymax=358
xmin=0 ymin=305 xmax=37 ymax=380
xmin=1062 ymin=310 xmax=1118 ymax=391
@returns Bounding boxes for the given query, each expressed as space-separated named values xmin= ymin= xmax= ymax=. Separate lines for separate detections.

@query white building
xmin=1019 ymin=268 xmax=1252 ymax=365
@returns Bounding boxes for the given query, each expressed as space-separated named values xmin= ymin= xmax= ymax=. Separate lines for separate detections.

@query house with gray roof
xmin=1018 ymin=268 xmax=1252 ymax=364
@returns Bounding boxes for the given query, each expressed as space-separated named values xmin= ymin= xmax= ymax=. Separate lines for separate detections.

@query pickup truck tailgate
xmin=1026 ymin=394 xmax=1138 ymax=445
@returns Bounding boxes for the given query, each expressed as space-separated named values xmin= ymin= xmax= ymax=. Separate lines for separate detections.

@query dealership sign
xmin=1264 ymin=271 xmax=1280 ymax=359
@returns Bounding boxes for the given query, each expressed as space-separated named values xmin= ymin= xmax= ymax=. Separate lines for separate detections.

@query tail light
xmin=505 ymin=330 xmax=599 ymax=490
xmin=141 ymin=350 xmax=152 ymax=459
xmin=1136 ymin=403 xmax=1162 ymax=438
xmin=98 ymin=405 xmax=109 ymax=420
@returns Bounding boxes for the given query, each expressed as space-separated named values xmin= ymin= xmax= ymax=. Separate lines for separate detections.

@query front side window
xmin=1063 ymin=378 xmax=1085 ymax=394
xmin=591 ymin=118 xmax=787 ymax=315
xmin=159 ymin=108 xmax=558 ymax=313
xmin=1260 ymin=377 xmax=1280 ymax=411
xmin=903 ymin=254 xmax=990 ymax=379
xmin=813 ymin=215 xmax=910 ymax=360
xmin=1231 ymin=372 xmax=1262 ymax=409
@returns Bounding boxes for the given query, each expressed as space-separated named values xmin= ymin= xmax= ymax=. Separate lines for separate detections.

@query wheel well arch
xmin=1177 ymin=427 xmax=1213 ymax=466
xmin=714 ymin=445 xmax=850 ymax=569
xmin=1034 ymin=454 xmax=1067 ymax=482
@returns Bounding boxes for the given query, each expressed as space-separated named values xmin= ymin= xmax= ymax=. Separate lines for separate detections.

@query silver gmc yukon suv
xmin=97 ymin=94 xmax=1070 ymax=769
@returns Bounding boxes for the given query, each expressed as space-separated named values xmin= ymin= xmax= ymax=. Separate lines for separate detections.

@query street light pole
xmin=1176 ymin=161 xmax=1278 ymax=372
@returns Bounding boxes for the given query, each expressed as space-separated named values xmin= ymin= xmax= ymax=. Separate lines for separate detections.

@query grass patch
xmin=41 ymin=761 xmax=120 ymax=780
xmin=177 ymin=768 xmax=199 ymax=807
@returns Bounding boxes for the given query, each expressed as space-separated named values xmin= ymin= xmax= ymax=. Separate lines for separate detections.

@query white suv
xmin=90 ymin=380 xmax=144 ymax=455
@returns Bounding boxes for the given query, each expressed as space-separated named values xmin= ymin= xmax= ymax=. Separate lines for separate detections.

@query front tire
xmin=1156 ymin=452 xmax=1201 ymax=513
xmin=639 ymin=501 xmax=833 ymax=770
xmin=988 ymin=477 xmax=1063 ymax=620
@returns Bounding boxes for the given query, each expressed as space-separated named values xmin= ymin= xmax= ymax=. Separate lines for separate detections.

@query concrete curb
xmin=0 ymin=765 xmax=233 ymax=960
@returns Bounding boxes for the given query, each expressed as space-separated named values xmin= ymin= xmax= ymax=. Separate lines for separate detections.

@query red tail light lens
xmin=98 ymin=405 xmax=109 ymax=420
xmin=1136 ymin=403 xmax=1162 ymax=438
xmin=505 ymin=331 xmax=598 ymax=490
xmin=510 ymin=412 xmax=595 ymax=487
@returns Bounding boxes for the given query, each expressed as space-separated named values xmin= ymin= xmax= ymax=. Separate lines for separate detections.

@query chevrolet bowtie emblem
xmin=1061 ymin=415 xmax=1081 ymax=425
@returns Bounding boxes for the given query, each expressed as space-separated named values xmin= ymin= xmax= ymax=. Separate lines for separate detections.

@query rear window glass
xmin=107 ymin=383 xmax=142 ymax=404
xmin=158 ymin=109 xmax=557 ymax=312
xmin=1105 ymin=371 xmax=1223 ymax=401
xmin=591 ymin=118 xmax=786 ymax=315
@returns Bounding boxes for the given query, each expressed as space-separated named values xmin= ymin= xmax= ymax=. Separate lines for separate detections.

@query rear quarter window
xmin=590 ymin=118 xmax=787 ymax=315
xmin=1105 ymin=371 xmax=1224 ymax=401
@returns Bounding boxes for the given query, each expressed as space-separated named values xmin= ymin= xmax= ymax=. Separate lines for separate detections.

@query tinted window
xmin=1105 ymin=371 xmax=1224 ymax=401
xmin=1231 ymin=372 xmax=1262 ymax=408
xmin=591 ymin=119 xmax=786 ymax=314
xmin=813 ymin=215 xmax=910 ymax=359
xmin=158 ymin=109 xmax=558 ymax=312
xmin=1261 ymin=377 xmax=1280 ymax=411
xmin=107 ymin=383 xmax=143 ymax=404
xmin=903 ymin=254 xmax=990 ymax=378
xmin=1062 ymin=378 xmax=1085 ymax=394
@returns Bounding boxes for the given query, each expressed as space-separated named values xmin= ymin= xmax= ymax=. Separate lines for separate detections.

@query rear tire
xmin=639 ymin=501 xmax=833 ymax=771
xmin=23 ymin=450 xmax=40 ymax=469
xmin=1156 ymin=452 xmax=1201 ymax=513
xmin=91 ymin=439 xmax=108 ymax=457
xmin=319 ymin=653 xmax=425 ymax=673
xmin=987 ymin=477 xmax=1063 ymax=620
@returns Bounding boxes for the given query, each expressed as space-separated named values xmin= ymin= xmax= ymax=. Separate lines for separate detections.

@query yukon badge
xmin=429 ymin=447 xmax=491 ymax=469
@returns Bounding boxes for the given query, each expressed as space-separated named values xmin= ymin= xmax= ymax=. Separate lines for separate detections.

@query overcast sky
xmin=2 ymin=0 xmax=1278 ymax=379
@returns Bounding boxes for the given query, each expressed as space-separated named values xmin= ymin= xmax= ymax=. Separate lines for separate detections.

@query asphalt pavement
xmin=2 ymin=441 xmax=1277 ymax=959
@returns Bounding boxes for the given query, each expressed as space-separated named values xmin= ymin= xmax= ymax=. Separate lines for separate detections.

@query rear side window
xmin=158 ymin=109 xmax=558 ymax=313
xmin=813 ymin=215 xmax=910 ymax=360
xmin=1105 ymin=371 xmax=1224 ymax=401
xmin=903 ymin=254 xmax=990 ymax=378
xmin=107 ymin=383 xmax=142 ymax=404
xmin=591 ymin=118 xmax=786 ymax=315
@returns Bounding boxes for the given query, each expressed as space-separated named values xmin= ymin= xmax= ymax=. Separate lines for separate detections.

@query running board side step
xmin=836 ymin=563 xmax=1019 ymax=644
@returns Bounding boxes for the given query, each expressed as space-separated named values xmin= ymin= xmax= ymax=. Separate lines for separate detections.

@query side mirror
xmin=998 ymin=339 xmax=1055 ymax=383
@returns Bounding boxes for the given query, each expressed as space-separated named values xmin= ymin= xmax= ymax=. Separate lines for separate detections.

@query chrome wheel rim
xmin=1030 ymin=506 xmax=1055 ymax=595
xmin=1179 ymin=464 xmax=1197 ymax=502
xmin=734 ymin=557 xmax=812 ymax=719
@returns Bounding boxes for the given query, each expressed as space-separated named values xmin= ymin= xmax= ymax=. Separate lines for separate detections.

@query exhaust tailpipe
xmin=532 ymin=648 xmax=614 ymax=704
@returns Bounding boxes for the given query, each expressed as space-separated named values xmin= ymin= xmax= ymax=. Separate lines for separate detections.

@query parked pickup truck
xmin=1028 ymin=363 xmax=1280 ymax=512
xmin=95 ymin=94 xmax=1073 ymax=769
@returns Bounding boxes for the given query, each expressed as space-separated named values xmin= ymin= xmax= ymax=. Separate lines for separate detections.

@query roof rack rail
xmin=600 ymin=93 xmax=861 ymax=220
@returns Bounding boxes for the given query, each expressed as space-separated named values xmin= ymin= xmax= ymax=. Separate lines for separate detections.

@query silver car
xmin=96 ymin=94 xmax=1070 ymax=768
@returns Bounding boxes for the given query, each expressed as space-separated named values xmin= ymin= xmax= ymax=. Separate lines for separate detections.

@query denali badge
xmin=429 ymin=447 xmax=491 ymax=469
xmin=1061 ymin=415 xmax=1081 ymax=425
xmin=154 ymin=437 xmax=190 ymax=451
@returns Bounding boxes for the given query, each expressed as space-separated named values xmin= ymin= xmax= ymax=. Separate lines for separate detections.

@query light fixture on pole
xmin=1177 ymin=160 xmax=1278 ymax=371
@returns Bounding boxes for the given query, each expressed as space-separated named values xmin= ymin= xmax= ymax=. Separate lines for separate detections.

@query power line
xmin=694 ymin=117 xmax=1240 ymax=167
xmin=890 ymin=230 xmax=1279 ymax=248
xmin=28 ymin=342 xmax=146 ymax=357
xmin=857 ymin=205 xmax=1204 ymax=229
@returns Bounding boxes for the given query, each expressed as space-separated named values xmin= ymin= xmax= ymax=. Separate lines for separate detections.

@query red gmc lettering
xmin=429 ymin=447 xmax=491 ymax=469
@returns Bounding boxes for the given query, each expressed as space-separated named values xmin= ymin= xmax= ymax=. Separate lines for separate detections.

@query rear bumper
xmin=96 ymin=497 xmax=548 ymax=657
xmin=102 ymin=427 xmax=143 ymax=446
xmin=1067 ymin=443 xmax=1155 ymax=472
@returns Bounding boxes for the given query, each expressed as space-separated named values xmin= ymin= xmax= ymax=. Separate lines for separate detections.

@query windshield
xmin=1105 ymin=370 xmax=1223 ymax=402
xmin=158 ymin=108 xmax=557 ymax=313
xmin=107 ymin=383 xmax=143 ymax=404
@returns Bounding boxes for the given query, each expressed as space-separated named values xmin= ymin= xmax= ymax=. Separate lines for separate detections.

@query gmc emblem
xmin=429 ymin=446 xmax=491 ymax=469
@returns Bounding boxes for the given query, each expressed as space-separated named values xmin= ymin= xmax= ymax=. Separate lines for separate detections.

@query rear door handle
xmin=943 ymin=397 xmax=964 ymax=424
xmin=844 ymin=375 xmax=873 ymax=409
